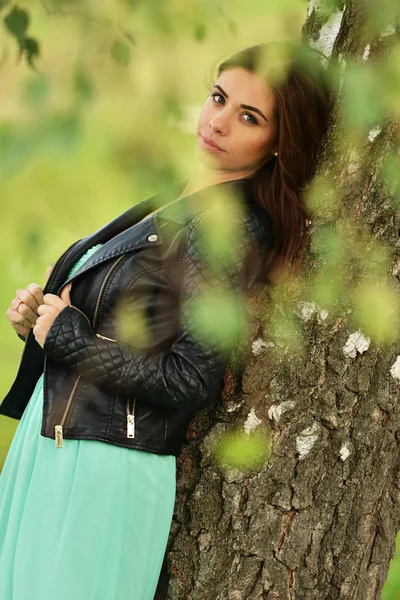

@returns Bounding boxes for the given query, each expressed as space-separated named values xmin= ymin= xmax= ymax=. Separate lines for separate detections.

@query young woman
xmin=0 ymin=40 xmax=333 ymax=599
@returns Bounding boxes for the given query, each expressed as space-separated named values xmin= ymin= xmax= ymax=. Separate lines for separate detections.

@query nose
xmin=209 ymin=108 xmax=229 ymax=135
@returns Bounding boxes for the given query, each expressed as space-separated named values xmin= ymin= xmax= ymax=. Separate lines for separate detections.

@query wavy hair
xmin=209 ymin=40 xmax=336 ymax=283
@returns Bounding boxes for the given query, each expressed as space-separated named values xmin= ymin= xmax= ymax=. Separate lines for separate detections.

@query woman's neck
xmin=177 ymin=165 xmax=257 ymax=200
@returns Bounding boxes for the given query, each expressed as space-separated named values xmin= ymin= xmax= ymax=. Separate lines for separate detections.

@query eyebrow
xmin=213 ymin=84 xmax=269 ymax=122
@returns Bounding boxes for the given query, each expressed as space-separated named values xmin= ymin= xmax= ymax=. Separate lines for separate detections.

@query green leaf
xmin=214 ymin=430 xmax=270 ymax=471
xmin=0 ymin=123 xmax=35 ymax=177
xmin=185 ymin=289 xmax=248 ymax=353
xmin=22 ymin=37 xmax=39 ymax=67
xmin=377 ymin=152 xmax=400 ymax=201
xmin=74 ymin=67 xmax=95 ymax=104
xmin=111 ymin=40 xmax=131 ymax=65
xmin=344 ymin=64 xmax=385 ymax=130
xmin=193 ymin=22 xmax=206 ymax=41
xmin=352 ymin=282 xmax=400 ymax=344
xmin=3 ymin=6 xmax=29 ymax=41
xmin=362 ymin=0 xmax=400 ymax=34
xmin=23 ymin=74 xmax=49 ymax=108
xmin=39 ymin=111 xmax=80 ymax=154
xmin=226 ymin=19 xmax=237 ymax=35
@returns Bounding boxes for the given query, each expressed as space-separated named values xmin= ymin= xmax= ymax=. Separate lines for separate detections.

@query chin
xmin=195 ymin=145 xmax=222 ymax=167
xmin=199 ymin=154 xmax=225 ymax=170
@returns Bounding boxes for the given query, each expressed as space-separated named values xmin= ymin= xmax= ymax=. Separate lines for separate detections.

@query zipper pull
xmin=127 ymin=414 xmax=135 ymax=438
xmin=55 ymin=425 xmax=63 ymax=448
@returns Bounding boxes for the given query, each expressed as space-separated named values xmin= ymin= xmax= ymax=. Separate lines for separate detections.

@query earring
xmin=273 ymin=151 xmax=278 ymax=156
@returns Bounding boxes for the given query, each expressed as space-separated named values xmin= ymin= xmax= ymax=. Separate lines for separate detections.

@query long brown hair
xmin=211 ymin=40 xmax=336 ymax=284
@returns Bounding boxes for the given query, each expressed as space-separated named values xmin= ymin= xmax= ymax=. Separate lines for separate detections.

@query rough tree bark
xmin=155 ymin=2 xmax=400 ymax=599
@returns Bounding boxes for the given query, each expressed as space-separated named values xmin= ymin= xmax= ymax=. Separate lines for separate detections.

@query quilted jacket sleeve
xmin=43 ymin=210 xmax=251 ymax=412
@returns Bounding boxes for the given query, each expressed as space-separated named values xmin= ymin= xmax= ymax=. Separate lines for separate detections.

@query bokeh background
xmin=0 ymin=0 xmax=309 ymax=468
xmin=1 ymin=1 xmax=400 ymax=597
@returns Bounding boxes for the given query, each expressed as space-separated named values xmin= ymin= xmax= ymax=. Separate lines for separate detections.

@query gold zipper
xmin=67 ymin=305 xmax=91 ymax=328
xmin=92 ymin=255 xmax=125 ymax=330
xmin=126 ymin=398 xmax=136 ymax=438
xmin=97 ymin=328 xmax=138 ymax=438
xmin=94 ymin=255 xmax=138 ymax=440
xmin=54 ymin=255 xmax=125 ymax=448
xmin=96 ymin=333 xmax=117 ymax=342
xmin=55 ymin=376 xmax=81 ymax=448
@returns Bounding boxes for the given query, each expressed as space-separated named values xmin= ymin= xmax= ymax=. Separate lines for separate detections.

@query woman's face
xmin=196 ymin=67 xmax=279 ymax=175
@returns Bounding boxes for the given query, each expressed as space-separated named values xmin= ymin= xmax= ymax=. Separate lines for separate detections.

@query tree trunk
xmin=155 ymin=2 xmax=400 ymax=598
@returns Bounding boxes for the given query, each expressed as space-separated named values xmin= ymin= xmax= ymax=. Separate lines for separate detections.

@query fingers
xmin=11 ymin=320 xmax=30 ymax=339
xmin=17 ymin=284 xmax=44 ymax=314
xmin=12 ymin=293 xmax=38 ymax=326
xmin=41 ymin=292 xmax=69 ymax=313
xmin=8 ymin=283 xmax=43 ymax=328
xmin=6 ymin=305 xmax=36 ymax=330
xmin=7 ymin=269 xmax=54 ymax=336
xmin=45 ymin=264 xmax=54 ymax=284
xmin=25 ymin=282 xmax=45 ymax=308
xmin=37 ymin=301 xmax=58 ymax=316
xmin=12 ymin=295 xmax=38 ymax=327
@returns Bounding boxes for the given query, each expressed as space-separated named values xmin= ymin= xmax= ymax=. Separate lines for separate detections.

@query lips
xmin=200 ymin=133 xmax=225 ymax=152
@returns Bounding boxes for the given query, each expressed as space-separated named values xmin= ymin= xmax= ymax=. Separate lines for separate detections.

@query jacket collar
xmin=52 ymin=176 xmax=267 ymax=294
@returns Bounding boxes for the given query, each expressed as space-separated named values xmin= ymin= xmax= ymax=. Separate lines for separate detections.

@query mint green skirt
xmin=0 ymin=244 xmax=176 ymax=600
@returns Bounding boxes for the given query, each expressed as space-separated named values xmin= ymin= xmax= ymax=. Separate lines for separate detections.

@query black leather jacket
xmin=0 ymin=177 xmax=273 ymax=457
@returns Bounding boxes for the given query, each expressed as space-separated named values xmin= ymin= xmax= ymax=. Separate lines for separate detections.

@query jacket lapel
xmin=50 ymin=176 xmax=264 ymax=295
xmin=48 ymin=179 xmax=188 ymax=294
xmin=57 ymin=212 xmax=166 ymax=292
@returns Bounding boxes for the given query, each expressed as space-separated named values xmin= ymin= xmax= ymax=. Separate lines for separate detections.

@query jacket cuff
xmin=43 ymin=305 xmax=91 ymax=363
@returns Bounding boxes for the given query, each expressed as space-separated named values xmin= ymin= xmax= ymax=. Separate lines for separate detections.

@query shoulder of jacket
xmin=184 ymin=203 xmax=269 ymax=242
xmin=176 ymin=192 xmax=273 ymax=255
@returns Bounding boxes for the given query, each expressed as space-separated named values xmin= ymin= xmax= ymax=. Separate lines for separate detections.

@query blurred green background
xmin=1 ymin=1 xmax=400 ymax=597
xmin=0 ymin=0 xmax=308 ymax=468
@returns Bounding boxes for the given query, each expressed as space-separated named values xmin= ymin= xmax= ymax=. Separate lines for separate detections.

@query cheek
xmin=237 ymin=133 xmax=270 ymax=158
xmin=197 ymin=100 xmax=213 ymax=126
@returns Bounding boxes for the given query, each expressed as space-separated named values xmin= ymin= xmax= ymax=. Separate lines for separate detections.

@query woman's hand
xmin=6 ymin=283 xmax=46 ymax=340
xmin=44 ymin=263 xmax=54 ymax=284
xmin=6 ymin=264 xmax=55 ymax=340
xmin=33 ymin=282 xmax=72 ymax=349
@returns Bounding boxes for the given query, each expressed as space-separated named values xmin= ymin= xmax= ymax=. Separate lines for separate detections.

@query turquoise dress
xmin=0 ymin=244 xmax=176 ymax=600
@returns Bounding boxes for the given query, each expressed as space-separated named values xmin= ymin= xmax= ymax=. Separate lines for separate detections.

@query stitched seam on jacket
xmin=121 ymin=260 xmax=185 ymax=302
xmin=117 ymin=260 xmax=184 ymax=340
xmin=119 ymin=213 xmax=204 ymax=316
xmin=175 ymin=213 xmax=207 ymax=305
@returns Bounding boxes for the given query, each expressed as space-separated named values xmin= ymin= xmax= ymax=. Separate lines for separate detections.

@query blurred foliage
xmin=3 ymin=5 xmax=40 ymax=66
xmin=0 ymin=0 xmax=309 ymax=465
xmin=384 ymin=534 xmax=400 ymax=600
xmin=213 ymin=428 xmax=271 ymax=471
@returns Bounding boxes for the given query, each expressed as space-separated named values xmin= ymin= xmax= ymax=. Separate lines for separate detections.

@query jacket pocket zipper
xmin=96 ymin=333 xmax=117 ymax=342
xmin=54 ymin=255 xmax=125 ymax=448
xmin=126 ymin=398 xmax=136 ymax=438
xmin=55 ymin=375 xmax=82 ymax=448
xmin=95 ymin=338 xmax=137 ymax=439
xmin=92 ymin=255 xmax=125 ymax=331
